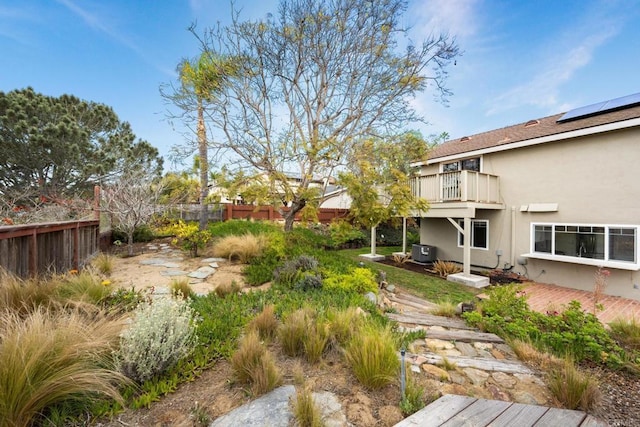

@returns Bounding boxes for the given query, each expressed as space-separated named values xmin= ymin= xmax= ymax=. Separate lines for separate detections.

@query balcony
xmin=411 ymin=171 xmax=501 ymax=204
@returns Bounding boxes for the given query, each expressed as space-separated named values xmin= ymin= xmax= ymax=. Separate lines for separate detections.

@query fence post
xmin=73 ymin=222 xmax=80 ymax=270
xmin=29 ymin=228 xmax=37 ymax=276
xmin=93 ymin=185 xmax=101 ymax=220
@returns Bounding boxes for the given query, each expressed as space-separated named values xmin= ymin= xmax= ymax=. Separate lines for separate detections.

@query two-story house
xmin=410 ymin=93 xmax=640 ymax=299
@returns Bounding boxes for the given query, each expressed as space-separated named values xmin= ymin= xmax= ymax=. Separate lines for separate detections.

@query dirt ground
xmin=99 ymin=246 xmax=404 ymax=427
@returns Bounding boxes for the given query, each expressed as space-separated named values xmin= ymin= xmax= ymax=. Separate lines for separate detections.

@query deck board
xmin=534 ymin=407 xmax=586 ymax=425
xmin=440 ymin=399 xmax=511 ymax=427
xmin=490 ymin=402 xmax=548 ymax=426
xmin=394 ymin=394 xmax=476 ymax=426
xmin=394 ymin=395 xmax=607 ymax=427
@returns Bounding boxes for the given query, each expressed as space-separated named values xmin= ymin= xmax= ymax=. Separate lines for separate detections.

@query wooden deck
xmin=395 ymin=394 xmax=607 ymax=427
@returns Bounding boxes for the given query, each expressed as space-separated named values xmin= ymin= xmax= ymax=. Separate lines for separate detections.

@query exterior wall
xmin=320 ymin=191 xmax=352 ymax=209
xmin=419 ymin=126 xmax=640 ymax=299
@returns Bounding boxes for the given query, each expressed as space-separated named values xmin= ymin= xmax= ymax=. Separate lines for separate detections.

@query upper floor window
xmin=442 ymin=157 xmax=481 ymax=173
xmin=532 ymin=223 xmax=637 ymax=264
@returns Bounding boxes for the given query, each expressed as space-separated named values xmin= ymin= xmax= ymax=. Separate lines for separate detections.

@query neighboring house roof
xmin=418 ymin=95 xmax=640 ymax=165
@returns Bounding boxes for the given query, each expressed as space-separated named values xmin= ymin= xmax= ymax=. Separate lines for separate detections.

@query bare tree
xmin=198 ymin=0 xmax=460 ymax=230
xmin=101 ymin=170 xmax=164 ymax=256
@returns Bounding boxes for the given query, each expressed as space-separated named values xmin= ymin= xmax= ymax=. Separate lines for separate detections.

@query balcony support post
xmin=463 ymin=216 xmax=471 ymax=275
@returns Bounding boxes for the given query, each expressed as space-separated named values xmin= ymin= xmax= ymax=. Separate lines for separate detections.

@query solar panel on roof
xmin=557 ymin=92 xmax=640 ymax=123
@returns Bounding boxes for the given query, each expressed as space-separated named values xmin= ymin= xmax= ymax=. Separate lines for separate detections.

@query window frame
xmin=528 ymin=222 xmax=640 ymax=270
xmin=457 ymin=219 xmax=489 ymax=250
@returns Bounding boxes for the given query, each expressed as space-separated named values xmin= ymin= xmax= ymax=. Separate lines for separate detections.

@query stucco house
xmin=410 ymin=93 xmax=640 ymax=299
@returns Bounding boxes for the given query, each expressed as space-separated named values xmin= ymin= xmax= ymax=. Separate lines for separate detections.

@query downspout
xmin=510 ymin=206 xmax=516 ymax=268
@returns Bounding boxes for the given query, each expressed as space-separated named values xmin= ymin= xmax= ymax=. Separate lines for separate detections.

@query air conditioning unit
xmin=412 ymin=244 xmax=437 ymax=263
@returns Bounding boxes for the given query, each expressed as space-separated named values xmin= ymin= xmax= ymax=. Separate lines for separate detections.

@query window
xmin=457 ymin=219 xmax=489 ymax=250
xmin=531 ymin=223 xmax=637 ymax=264
xmin=442 ymin=157 xmax=481 ymax=173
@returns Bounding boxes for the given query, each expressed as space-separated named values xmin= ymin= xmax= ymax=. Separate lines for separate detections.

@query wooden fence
xmin=223 ymin=204 xmax=349 ymax=223
xmin=166 ymin=204 xmax=349 ymax=224
xmin=0 ymin=220 xmax=100 ymax=278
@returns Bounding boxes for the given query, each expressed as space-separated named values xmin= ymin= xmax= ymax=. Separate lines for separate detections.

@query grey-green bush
xmin=116 ymin=296 xmax=198 ymax=383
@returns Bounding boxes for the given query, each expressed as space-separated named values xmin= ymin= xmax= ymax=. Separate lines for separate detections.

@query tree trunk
xmin=127 ymin=231 xmax=135 ymax=257
xmin=283 ymin=199 xmax=306 ymax=232
xmin=197 ymin=99 xmax=209 ymax=231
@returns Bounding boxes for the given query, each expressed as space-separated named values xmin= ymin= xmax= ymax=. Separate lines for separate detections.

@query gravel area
xmin=595 ymin=368 xmax=640 ymax=426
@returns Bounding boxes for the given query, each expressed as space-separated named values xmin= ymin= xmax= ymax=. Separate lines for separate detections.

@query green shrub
xmin=273 ymin=255 xmax=323 ymax=291
xmin=463 ymin=285 xmax=624 ymax=367
xmin=0 ymin=307 xmax=129 ymax=427
xmin=400 ymin=370 xmax=426 ymax=416
xmin=323 ymin=267 xmax=378 ymax=295
xmin=112 ymin=224 xmax=155 ymax=243
xmin=116 ymin=295 xmax=198 ymax=383
xmin=169 ymin=220 xmax=211 ymax=257
xmin=208 ymin=220 xmax=281 ymax=238
xmin=328 ymin=220 xmax=365 ymax=248
xmin=101 ymin=287 xmax=146 ymax=313
xmin=346 ymin=324 xmax=399 ymax=389
xmin=244 ymin=251 xmax=281 ymax=285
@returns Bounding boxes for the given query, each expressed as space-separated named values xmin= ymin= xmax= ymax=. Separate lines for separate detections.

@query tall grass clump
xmin=279 ymin=308 xmax=313 ymax=357
xmin=609 ymin=317 xmax=640 ymax=351
xmin=0 ymin=269 xmax=55 ymax=315
xmin=54 ymin=270 xmax=112 ymax=305
xmin=0 ymin=307 xmax=130 ymax=427
xmin=92 ymin=252 xmax=115 ymax=276
xmin=231 ymin=330 xmax=282 ymax=395
xmin=248 ymin=304 xmax=279 ymax=341
xmin=115 ymin=295 xmax=198 ymax=383
xmin=170 ymin=278 xmax=194 ymax=299
xmin=429 ymin=300 xmax=458 ymax=318
xmin=547 ymin=358 xmax=601 ymax=411
xmin=212 ymin=234 xmax=265 ymax=263
xmin=304 ymin=318 xmax=330 ymax=364
xmin=326 ymin=307 xmax=365 ymax=347
xmin=346 ymin=325 xmax=400 ymax=389
xmin=292 ymin=386 xmax=322 ymax=427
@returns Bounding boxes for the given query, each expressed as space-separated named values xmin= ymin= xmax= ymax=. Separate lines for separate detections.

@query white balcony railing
xmin=411 ymin=171 xmax=500 ymax=203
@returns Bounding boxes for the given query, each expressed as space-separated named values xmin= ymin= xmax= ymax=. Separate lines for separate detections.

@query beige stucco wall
xmin=419 ymin=126 xmax=640 ymax=299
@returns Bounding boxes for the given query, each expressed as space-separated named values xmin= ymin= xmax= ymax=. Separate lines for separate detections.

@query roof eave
xmin=411 ymin=117 xmax=640 ymax=167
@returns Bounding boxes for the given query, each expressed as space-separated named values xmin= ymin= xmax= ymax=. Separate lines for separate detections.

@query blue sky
xmin=1 ymin=0 xmax=639 ymax=171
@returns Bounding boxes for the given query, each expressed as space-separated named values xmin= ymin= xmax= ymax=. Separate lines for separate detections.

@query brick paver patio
xmin=523 ymin=282 xmax=640 ymax=324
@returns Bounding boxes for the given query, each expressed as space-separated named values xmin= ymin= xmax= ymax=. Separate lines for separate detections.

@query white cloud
xmin=485 ymin=3 xmax=624 ymax=116
xmin=486 ymin=29 xmax=615 ymax=116
xmin=409 ymin=0 xmax=481 ymax=40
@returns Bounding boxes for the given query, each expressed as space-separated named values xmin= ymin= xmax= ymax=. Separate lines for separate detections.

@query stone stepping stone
xmin=147 ymin=245 xmax=159 ymax=251
xmin=139 ymin=258 xmax=170 ymax=265
xmin=161 ymin=262 xmax=182 ymax=268
xmin=188 ymin=266 xmax=216 ymax=279
xmin=201 ymin=257 xmax=226 ymax=263
xmin=211 ymin=385 xmax=294 ymax=427
xmin=160 ymin=270 xmax=188 ymax=277
xmin=209 ymin=262 xmax=219 ymax=268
